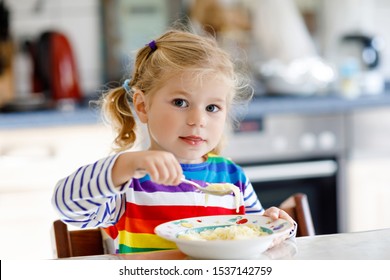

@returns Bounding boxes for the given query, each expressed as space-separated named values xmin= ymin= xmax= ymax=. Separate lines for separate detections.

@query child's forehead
xmin=163 ymin=70 xmax=233 ymax=88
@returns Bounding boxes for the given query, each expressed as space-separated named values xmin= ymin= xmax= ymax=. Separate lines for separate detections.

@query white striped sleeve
xmin=243 ymin=178 xmax=264 ymax=215
xmin=51 ymin=153 xmax=130 ymax=228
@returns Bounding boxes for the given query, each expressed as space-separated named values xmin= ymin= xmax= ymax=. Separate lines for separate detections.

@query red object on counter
xmin=29 ymin=31 xmax=82 ymax=102
xmin=49 ymin=32 xmax=81 ymax=101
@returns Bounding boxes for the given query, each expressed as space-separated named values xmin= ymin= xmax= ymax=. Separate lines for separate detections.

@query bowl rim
xmin=154 ymin=214 xmax=294 ymax=244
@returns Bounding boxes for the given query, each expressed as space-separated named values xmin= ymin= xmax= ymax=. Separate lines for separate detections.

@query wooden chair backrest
xmin=52 ymin=220 xmax=105 ymax=258
xmin=279 ymin=193 xmax=316 ymax=237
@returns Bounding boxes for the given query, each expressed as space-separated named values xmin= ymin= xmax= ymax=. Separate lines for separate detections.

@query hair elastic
xmin=147 ymin=40 xmax=157 ymax=52
xmin=122 ymin=79 xmax=131 ymax=94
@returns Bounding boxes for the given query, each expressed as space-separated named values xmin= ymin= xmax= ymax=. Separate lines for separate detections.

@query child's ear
xmin=133 ymin=91 xmax=148 ymax=123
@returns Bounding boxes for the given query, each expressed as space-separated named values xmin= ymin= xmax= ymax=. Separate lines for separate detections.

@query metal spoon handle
xmin=181 ymin=178 xmax=203 ymax=190
xmin=181 ymin=177 xmax=232 ymax=196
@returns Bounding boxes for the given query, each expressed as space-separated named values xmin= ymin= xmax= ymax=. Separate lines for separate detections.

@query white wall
xmin=8 ymin=0 xmax=102 ymax=96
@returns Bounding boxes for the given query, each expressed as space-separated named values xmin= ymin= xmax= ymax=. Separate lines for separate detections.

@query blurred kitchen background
xmin=1 ymin=0 xmax=390 ymax=259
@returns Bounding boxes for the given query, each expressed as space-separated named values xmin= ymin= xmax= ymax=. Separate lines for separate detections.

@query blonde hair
xmin=101 ymin=28 xmax=252 ymax=153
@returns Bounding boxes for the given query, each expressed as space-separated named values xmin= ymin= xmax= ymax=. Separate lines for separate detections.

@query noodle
xmin=204 ymin=183 xmax=241 ymax=212
xmin=178 ymin=224 xmax=269 ymax=241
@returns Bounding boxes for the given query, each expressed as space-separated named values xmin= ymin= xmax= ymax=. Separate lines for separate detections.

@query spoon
xmin=135 ymin=168 xmax=235 ymax=196
xmin=181 ymin=177 xmax=234 ymax=196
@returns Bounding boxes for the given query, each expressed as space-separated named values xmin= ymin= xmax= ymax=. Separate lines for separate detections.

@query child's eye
xmin=205 ymin=104 xmax=220 ymax=113
xmin=172 ymin=99 xmax=188 ymax=108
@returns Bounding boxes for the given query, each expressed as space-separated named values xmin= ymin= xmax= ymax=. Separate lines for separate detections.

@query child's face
xmin=141 ymin=72 xmax=231 ymax=164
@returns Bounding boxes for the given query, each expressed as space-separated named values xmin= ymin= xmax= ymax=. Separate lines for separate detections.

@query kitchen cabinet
xmin=0 ymin=123 xmax=113 ymax=259
xmin=347 ymin=158 xmax=390 ymax=231
xmin=346 ymin=107 xmax=390 ymax=232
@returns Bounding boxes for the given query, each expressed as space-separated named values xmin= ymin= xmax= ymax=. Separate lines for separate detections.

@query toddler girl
xmin=52 ymin=29 xmax=295 ymax=254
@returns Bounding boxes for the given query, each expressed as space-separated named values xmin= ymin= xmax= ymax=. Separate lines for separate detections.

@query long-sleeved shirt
xmin=52 ymin=153 xmax=264 ymax=254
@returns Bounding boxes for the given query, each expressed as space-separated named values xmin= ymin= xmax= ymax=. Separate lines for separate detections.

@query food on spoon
xmin=177 ymin=224 xmax=269 ymax=241
xmin=204 ymin=183 xmax=241 ymax=213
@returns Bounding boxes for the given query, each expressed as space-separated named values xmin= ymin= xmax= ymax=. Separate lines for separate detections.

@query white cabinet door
xmin=0 ymin=124 xmax=113 ymax=259
xmin=347 ymin=158 xmax=390 ymax=232
xmin=346 ymin=108 xmax=390 ymax=232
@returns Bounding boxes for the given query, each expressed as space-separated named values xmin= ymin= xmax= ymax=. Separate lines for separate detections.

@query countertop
xmin=246 ymin=91 xmax=390 ymax=117
xmin=0 ymin=105 xmax=102 ymax=130
xmin=2 ymin=92 xmax=390 ymax=130
xmin=65 ymin=227 xmax=390 ymax=260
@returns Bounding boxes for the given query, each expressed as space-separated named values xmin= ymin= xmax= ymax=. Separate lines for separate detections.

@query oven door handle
xmin=243 ymin=160 xmax=338 ymax=182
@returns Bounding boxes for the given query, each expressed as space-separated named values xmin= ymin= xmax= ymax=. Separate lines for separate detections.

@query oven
xmin=223 ymin=112 xmax=347 ymax=235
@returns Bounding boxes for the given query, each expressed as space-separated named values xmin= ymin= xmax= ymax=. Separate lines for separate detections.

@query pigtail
xmin=102 ymin=87 xmax=137 ymax=152
xmin=99 ymin=45 xmax=153 ymax=153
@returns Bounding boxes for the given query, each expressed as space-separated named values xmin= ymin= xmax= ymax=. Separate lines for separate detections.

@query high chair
xmin=279 ymin=192 xmax=315 ymax=237
xmin=52 ymin=220 xmax=105 ymax=258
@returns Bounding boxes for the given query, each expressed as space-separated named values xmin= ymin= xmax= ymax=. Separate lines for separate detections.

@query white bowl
xmin=155 ymin=215 xmax=293 ymax=259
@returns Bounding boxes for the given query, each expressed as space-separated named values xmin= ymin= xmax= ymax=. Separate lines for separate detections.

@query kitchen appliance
xmin=338 ymin=33 xmax=385 ymax=96
xmin=1 ymin=30 xmax=82 ymax=112
xmin=28 ymin=30 xmax=82 ymax=104
xmin=222 ymin=110 xmax=346 ymax=235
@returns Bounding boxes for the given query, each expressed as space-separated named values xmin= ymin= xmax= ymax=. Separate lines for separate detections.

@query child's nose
xmin=186 ymin=108 xmax=206 ymax=127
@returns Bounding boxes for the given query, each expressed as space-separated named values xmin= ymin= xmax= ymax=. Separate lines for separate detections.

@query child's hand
xmin=263 ymin=206 xmax=295 ymax=225
xmin=113 ymin=150 xmax=183 ymax=186
xmin=263 ymin=207 xmax=297 ymax=249
xmin=132 ymin=150 xmax=183 ymax=185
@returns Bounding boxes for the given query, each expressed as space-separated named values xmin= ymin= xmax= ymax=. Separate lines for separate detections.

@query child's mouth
xmin=180 ymin=136 xmax=205 ymax=145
